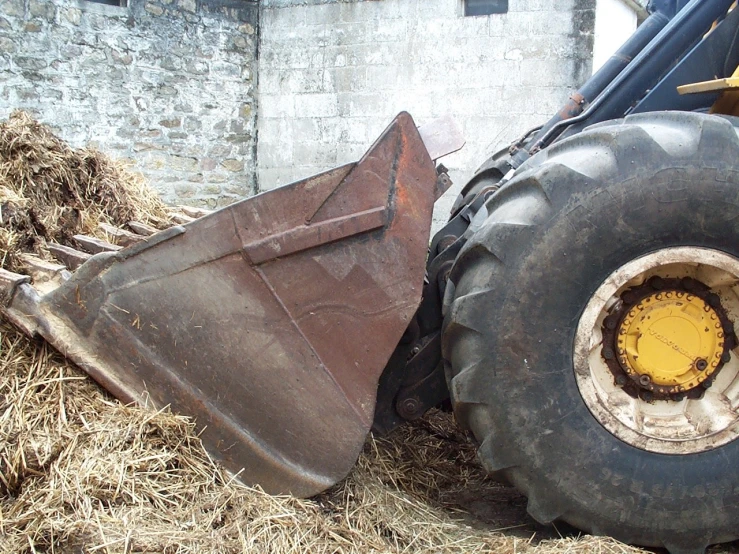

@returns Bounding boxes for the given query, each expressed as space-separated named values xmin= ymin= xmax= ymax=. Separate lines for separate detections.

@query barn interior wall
xmin=258 ymin=0 xmax=597 ymax=226
xmin=0 ymin=0 xmax=258 ymax=208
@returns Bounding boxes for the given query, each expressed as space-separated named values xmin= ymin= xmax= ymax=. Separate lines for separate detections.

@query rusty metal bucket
xmin=0 ymin=113 xmax=457 ymax=496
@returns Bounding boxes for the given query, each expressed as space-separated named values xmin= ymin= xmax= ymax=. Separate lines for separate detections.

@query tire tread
xmin=443 ymin=111 xmax=739 ymax=552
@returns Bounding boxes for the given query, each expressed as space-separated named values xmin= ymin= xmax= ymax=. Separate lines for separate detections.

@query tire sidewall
xmin=469 ymin=147 xmax=739 ymax=541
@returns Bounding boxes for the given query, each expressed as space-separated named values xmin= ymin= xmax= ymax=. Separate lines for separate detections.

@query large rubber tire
xmin=442 ymin=111 xmax=739 ymax=554
xmin=449 ymin=147 xmax=509 ymax=217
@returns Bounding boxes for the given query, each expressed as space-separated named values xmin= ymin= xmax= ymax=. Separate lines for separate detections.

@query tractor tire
xmin=449 ymin=147 xmax=509 ymax=217
xmin=442 ymin=111 xmax=739 ymax=553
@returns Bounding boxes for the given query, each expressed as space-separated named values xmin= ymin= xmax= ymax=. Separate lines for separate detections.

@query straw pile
xmin=0 ymin=110 xmax=168 ymax=271
xmin=0 ymin=112 xmax=654 ymax=553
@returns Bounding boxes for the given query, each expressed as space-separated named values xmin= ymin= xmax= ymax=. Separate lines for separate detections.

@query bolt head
xmin=400 ymin=397 xmax=420 ymax=415
xmin=649 ymin=276 xmax=665 ymax=290
xmin=681 ymin=277 xmax=695 ymax=291
xmin=695 ymin=358 xmax=708 ymax=371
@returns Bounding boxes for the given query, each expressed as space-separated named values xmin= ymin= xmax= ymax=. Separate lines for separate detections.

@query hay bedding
xmin=0 ymin=111 xmax=652 ymax=553
xmin=0 ymin=111 xmax=168 ymax=272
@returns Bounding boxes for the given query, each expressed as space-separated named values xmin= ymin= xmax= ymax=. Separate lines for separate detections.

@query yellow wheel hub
xmin=616 ymin=291 xmax=724 ymax=392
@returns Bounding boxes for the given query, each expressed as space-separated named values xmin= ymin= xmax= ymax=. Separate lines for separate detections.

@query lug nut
xmin=649 ymin=276 xmax=665 ymax=290
xmin=707 ymin=293 xmax=721 ymax=308
xmin=681 ymin=277 xmax=695 ymax=291
xmin=615 ymin=374 xmax=628 ymax=386
xmin=622 ymin=291 xmax=636 ymax=304
xmin=702 ymin=380 xmax=713 ymax=389
xmin=642 ymin=391 xmax=654 ymax=402
xmin=602 ymin=347 xmax=615 ymax=360
xmin=722 ymin=352 xmax=731 ymax=364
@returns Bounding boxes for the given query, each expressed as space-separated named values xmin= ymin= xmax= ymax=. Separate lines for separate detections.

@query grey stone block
xmin=0 ymin=37 xmax=17 ymax=54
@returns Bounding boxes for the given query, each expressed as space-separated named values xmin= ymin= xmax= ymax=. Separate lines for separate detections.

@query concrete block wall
xmin=0 ymin=0 xmax=258 ymax=208
xmin=258 ymin=0 xmax=597 ymax=226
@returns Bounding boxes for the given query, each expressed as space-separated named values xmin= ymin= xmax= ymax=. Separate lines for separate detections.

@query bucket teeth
xmin=47 ymin=243 xmax=91 ymax=270
xmin=174 ymin=205 xmax=212 ymax=219
xmin=74 ymin=235 xmax=122 ymax=254
xmin=98 ymin=223 xmax=143 ymax=246
xmin=19 ymin=254 xmax=67 ymax=276
xmin=127 ymin=221 xmax=158 ymax=236
xmin=167 ymin=212 xmax=197 ymax=225
xmin=0 ymin=268 xmax=31 ymax=307
xmin=18 ymin=255 xmax=71 ymax=294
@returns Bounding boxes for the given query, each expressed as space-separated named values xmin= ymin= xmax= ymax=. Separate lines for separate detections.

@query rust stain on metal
xmin=559 ymin=92 xmax=586 ymax=120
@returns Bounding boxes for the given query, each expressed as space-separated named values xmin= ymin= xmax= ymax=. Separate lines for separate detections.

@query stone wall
xmin=258 ymin=0 xmax=597 ymax=226
xmin=0 ymin=0 xmax=258 ymax=208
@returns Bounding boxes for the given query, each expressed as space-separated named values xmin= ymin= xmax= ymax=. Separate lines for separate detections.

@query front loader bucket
xmin=0 ymin=113 xmax=442 ymax=496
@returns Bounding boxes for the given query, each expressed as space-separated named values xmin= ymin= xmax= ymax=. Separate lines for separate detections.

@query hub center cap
xmin=575 ymin=247 xmax=739 ymax=454
xmin=616 ymin=291 xmax=723 ymax=392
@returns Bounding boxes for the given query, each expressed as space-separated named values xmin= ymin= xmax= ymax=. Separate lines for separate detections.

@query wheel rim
xmin=574 ymin=247 xmax=739 ymax=454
